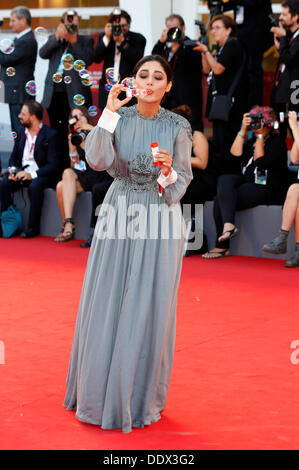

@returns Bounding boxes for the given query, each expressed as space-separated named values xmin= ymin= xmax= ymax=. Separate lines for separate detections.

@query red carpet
xmin=1 ymin=236 xmax=299 ymax=450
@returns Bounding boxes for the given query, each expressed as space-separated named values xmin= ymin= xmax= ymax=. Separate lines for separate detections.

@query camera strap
xmin=210 ymin=44 xmax=246 ymax=100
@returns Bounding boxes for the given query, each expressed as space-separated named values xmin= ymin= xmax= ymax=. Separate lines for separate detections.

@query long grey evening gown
xmin=63 ymin=105 xmax=193 ymax=433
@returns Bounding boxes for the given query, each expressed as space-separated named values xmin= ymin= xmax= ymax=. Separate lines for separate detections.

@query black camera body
xmin=111 ymin=8 xmax=122 ymax=37
xmin=207 ymin=0 xmax=225 ymax=16
xmin=64 ymin=10 xmax=77 ymax=35
xmin=69 ymin=116 xmax=89 ymax=146
xmin=248 ymin=112 xmax=279 ymax=131
xmin=268 ymin=13 xmax=279 ymax=28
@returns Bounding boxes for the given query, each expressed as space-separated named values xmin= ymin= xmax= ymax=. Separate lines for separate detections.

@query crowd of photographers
xmin=1 ymin=1 xmax=299 ymax=266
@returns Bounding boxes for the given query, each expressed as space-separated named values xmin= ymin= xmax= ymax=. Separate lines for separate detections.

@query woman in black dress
xmin=194 ymin=14 xmax=247 ymax=174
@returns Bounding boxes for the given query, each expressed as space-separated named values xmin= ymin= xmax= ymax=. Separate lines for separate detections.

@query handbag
xmin=1 ymin=204 xmax=23 ymax=238
xmin=208 ymin=51 xmax=245 ymax=122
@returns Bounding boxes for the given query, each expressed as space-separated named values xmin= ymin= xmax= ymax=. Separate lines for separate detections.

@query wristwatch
xmin=256 ymin=134 xmax=264 ymax=140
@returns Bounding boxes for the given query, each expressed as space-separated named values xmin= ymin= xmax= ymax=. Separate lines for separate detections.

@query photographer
xmin=222 ymin=0 xmax=273 ymax=108
xmin=152 ymin=14 xmax=203 ymax=131
xmin=202 ymin=106 xmax=289 ymax=259
xmin=94 ymin=9 xmax=146 ymax=111
xmin=39 ymin=10 xmax=94 ymax=171
xmin=194 ymin=14 xmax=247 ymax=171
xmin=262 ymin=111 xmax=299 ymax=267
xmin=271 ymin=0 xmax=299 ymax=140
xmin=54 ymin=106 xmax=110 ymax=242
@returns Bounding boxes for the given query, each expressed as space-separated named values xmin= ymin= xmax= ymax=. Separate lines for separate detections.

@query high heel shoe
xmin=54 ymin=217 xmax=75 ymax=242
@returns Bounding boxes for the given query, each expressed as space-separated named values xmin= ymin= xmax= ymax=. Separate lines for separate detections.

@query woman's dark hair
xmin=210 ymin=14 xmax=237 ymax=37
xmin=282 ymin=0 xmax=299 ymax=17
xmin=23 ymin=100 xmax=43 ymax=121
xmin=70 ymin=106 xmax=94 ymax=126
xmin=133 ymin=55 xmax=173 ymax=83
xmin=171 ymin=104 xmax=192 ymax=123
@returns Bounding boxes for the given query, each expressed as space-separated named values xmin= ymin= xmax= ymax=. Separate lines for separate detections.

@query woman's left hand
xmin=155 ymin=149 xmax=173 ymax=176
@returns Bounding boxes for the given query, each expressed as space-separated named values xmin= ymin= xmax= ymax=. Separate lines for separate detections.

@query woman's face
xmin=211 ymin=20 xmax=230 ymax=45
xmin=71 ymin=109 xmax=87 ymax=123
xmin=134 ymin=60 xmax=172 ymax=104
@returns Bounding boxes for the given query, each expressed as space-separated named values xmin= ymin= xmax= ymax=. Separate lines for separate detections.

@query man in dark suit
xmin=223 ymin=0 xmax=273 ymax=107
xmin=0 ymin=100 xmax=60 ymax=238
xmin=39 ymin=10 xmax=94 ymax=171
xmin=271 ymin=0 xmax=299 ymax=140
xmin=93 ymin=9 xmax=146 ymax=111
xmin=152 ymin=14 xmax=203 ymax=131
xmin=0 ymin=6 xmax=37 ymax=135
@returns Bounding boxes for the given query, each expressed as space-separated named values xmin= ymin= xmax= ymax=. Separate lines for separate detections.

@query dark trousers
xmin=0 ymin=174 xmax=55 ymax=232
xmin=214 ymin=174 xmax=268 ymax=249
xmin=9 ymin=104 xmax=23 ymax=135
xmin=47 ymin=92 xmax=70 ymax=172
xmin=90 ymin=179 xmax=113 ymax=228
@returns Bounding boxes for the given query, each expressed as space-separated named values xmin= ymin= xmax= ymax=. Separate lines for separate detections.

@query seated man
xmin=0 ymin=100 xmax=60 ymax=238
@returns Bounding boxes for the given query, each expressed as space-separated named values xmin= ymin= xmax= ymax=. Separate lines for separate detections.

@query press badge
xmin=255 ymin=167 xmax=267 ymax=185
xmin=236 ymin=6 xmax=245 ymax=25
xmin=75 ymin=160 xmax=86 ymax=172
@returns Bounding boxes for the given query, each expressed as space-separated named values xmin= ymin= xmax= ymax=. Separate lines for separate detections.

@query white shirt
xmin=22 ymin=124 xmax=43 ymax=179
xmin=15 ymin=27 xmax=32 ymax=40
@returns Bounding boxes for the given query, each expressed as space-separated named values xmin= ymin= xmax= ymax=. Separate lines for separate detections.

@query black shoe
xmin=80 ymin=233 xmax=93 ymax=248
xmin=262 ymin=237 xmax=287 ymax=255
xmin=21 ymin=228 xmax=39 ymax=238
xmin=285 ymin=251 xmax=299 ymax=267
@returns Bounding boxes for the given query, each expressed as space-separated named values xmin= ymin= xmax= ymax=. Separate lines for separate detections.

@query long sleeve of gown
xmin=85 ymin=110 xmax=119 ymax=171
xmin=163 ymin=125 xmax=193 ymax=206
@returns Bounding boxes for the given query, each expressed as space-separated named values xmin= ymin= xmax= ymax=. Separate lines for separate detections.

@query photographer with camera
xmin=152 ymin=14 xmax=203 ymax=131
xmin=194 ymin=14 xmax=247 ymax=172
xmin=271 ymin=1 xmax=299 ymax=141
xmin=0 ymin=100 xmax=60 ymax=238
xmin=202 ymin=106 xmax=289 ymax=259
xmin=262 ymin=111 xmax=299 ymax=267
xmin=94 ymin=8 xmax=146 ymax=111
xmin=54 ymin=106 xmax=111 ymax=243
xmin=39 ymin=10 xmax=94 ymax=172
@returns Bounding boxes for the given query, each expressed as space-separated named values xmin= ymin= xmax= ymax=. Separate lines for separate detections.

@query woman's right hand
xmin=241 ymin=113 xmax=251 ymax=133
xmin=288 ymin=110 xmax=298 ymax=131
xmin=106 ymin=83 xmax=132 ymax=113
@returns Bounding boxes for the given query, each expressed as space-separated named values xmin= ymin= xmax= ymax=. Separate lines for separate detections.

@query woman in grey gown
xmin=63 ymin=55 xmax=193 ymax=433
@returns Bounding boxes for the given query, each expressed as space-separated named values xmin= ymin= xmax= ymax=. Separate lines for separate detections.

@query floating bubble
xmin=10 ymin=131 xmax=17 ymax=140
xmin=6 ymin=67 xmax=16 ymax=77
xmin=34 ymin=26 xmax=48 ymax=44
xmin=81 ymin=74 xmax=92 ymax=86
xmin=121 ymin=77 xmax=137 ymax=97
xmin=62 ymin=53 xmax=74 ymax=71
xmin=0 ymin=38 xmax=14 ymax=54
xmin=105 ymin=84 xmax=112 ymax=92
xmin=74 ymin=59 xmax=86 ymax=72
xmin=105 ymin=67 xmax=119 ymax=86
xmin=64 ymin=75 xmax=72 ymax=84
xmin=73 ymin=94 xmax=85 ymax=106
xmin=78 ymin=68 xmax=88 ymax=77
xmin=52 ymin=72 xmax=63 ymax=84
xmin=25 ymin=80 xmax=37 ymax=96
xmin=88 ymin=106 xmax=98 ymax=117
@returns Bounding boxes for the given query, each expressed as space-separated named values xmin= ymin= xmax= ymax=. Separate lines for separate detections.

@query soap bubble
xmin=81 ymin=74 xmax=92 ymax=86
xmin=78 ymin=68 xmax=88 ymax=77
xmin=0 ymin=38 xmax=14 ymax=54
xmin=52 ymin=72 xmax=63 ymax=84
xmin=73 ymin=94 xmax=85 ymax=106
xmin=88 ymin=106 xmax=98 ymax=117
xmin=34 ymin=27 xmax=48 ymax=44
xmin=121 ymin=77 xmax=137 ymax=97
xmin=64 ymin=76 xmax=72 ymax=84
xmin=10 ymin=131 xmax=17 ymax=140
xmin=62 ymin=53 xmax=74 ymax=71
xmin=105 ymin=84 xmax=112 ymax=92
xmin=74 ymin=59 xmax=86 ymax=71
xmin=6 ymin=67 xmax=16 ymax=77
xmin=25 ymin=80 xmax=37 ymax=96
xmin=105 ymin=67 xmax=119 ymax=86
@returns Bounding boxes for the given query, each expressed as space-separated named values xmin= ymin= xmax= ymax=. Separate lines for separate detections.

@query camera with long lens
xmin=248 ymin=112 xmax=279 ymax=131
xmin=69 ymin=116 xmax=89 ymax=146
xmin=206 ymin=0 xmax=225 ymax=16
xmin=111 ymin=8 xmax=123 ymax=37
xmin=268 ymin=13 xmax=279 ymax=28
xmin=166 ymin=27 xmax=200 ymax=48
xmin=63 ymin=10 xmax=77 ymax=35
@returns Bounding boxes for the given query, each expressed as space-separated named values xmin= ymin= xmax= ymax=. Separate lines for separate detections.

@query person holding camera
xmin=0 ymin=6 xmax=37 ymax=136
xmin=93 ymin=9 xmax=146 ymax=111
xmin=194 ymin=14 xmax=247 ymax=172
xmin=0 ymin=100 xmax=60 ymax=238
xmin=54 ymin=106 xmax=111 ymax=242
xmin=202 ymin=106 xmax=289 ymax=259
xmin=271 ymin=0 xmax=299 ymax=141
xmin=39 ymin=10 xmax=94 ymax=172
xmin=152 ymin=14 xmax=203 ymax=131
xmin=262 ymin=111 xmax=299 ymax=267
